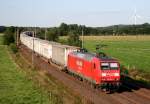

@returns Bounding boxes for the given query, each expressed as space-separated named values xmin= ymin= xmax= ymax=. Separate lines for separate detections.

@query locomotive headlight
xmin=114 ymin=73 xmax=119 ymax=76
xmin=102 ymin=73 xmax=106 ymax=77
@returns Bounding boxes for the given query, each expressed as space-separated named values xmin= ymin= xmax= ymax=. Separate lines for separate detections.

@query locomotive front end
xmin=100 ymin=61 xmax=121 ymax=91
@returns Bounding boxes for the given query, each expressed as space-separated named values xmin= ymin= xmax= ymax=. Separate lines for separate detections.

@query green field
xmin=82 ymin=36 xmax=150 ymax=74
xmin=0 ymin=36 xmax=50 ymax=104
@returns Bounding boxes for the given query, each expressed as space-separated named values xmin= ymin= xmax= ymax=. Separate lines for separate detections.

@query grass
xmin=0 ymin=40 xmax=51 ymax=103
xmin=82 ymin=35 xmax=150 ymax=41
xmin=0 ymin=33 xmax=4 ymax=36
xmin=0 ymin=35 xmax=3 ymax=45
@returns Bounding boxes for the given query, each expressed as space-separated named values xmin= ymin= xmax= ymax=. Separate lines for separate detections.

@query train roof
xmin=53 ymin=44 xmax=79 ymax=49
xmin=21 ymin=32 xmax=60 ymax=45
xmin=71 ymin=51 xmax=95 ymax=61
xmin=38 ymin=39 xmax=60 ymax=45
xmin=71 ymin=51 xmax=117 ymax=62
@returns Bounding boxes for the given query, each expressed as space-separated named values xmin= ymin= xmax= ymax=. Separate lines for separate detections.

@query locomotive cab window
xmin=101 ymin=62 xmax=118 ymax=70
xmin=101 ymin=63 xmax=109 ymax=70
xmin=110 ymin=63 xmax=118 ymax=69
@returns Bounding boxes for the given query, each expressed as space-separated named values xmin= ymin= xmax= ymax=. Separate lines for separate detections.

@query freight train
xmin=20 ymin=32 xmax=121 ymax=92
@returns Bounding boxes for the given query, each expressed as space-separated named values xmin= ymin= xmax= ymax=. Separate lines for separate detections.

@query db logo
xmin=76 ymin=60 xmax=83 ymax=67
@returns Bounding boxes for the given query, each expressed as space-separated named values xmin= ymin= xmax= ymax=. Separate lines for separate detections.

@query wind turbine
xmin=131 ymin=7 xmax=150 ymax=25
xmin=132 ymin=7 xmax=141 ymax=25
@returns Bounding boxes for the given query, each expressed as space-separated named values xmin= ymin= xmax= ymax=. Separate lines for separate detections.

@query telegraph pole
xmin=32 ymin=29 xmax=35 ymax=68
xmin=15 ymin=27 xmax=19 ymax=47
xmin=82 ymin=27 xmax=84 ymax=49
xmin=17 ymin=28 xmax=19 ymax=46
xmin=35 ymin=27 xmax=36 ymax=37
xmin=45 ymin=28 xmax=47 ymax=40
xmin=15 ymin=28 xmax=17 ymax=45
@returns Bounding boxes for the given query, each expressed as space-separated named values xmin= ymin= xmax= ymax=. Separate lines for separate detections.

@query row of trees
xmin=1 ymin=22 xmax=150 ymax=47
xmin=1 ymin=23 xmax=150 ymax=36
xmin=36 ymin=27 xmax=82 ymax=47
xmin=45 ymin=23 xmax=150 ymax=36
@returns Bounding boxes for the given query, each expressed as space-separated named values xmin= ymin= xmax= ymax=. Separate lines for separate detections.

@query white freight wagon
xmin=52 ymin=45 xmax=79 ymax=67
xmin=38 ymin=39 xmax=60 ymax=59
xmin=20 ymin=32 xmax=60 ymax=59
xmin=33 ymin=38 xmax=40 ymax=54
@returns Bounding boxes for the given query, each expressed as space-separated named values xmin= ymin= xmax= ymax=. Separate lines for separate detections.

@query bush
xmin=47 ymin=28 xmax=59 ymax=41
xmin=3 ymin=27 xmax=15 ymax=45
xmin=67 ymin=31 xmax=82 ymax=47
xmin=10 ymin=43 xmax=18 ymax=53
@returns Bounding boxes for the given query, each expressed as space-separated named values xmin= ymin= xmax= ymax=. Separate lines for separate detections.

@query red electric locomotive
xmin=67 ymin=50 xmax=121 ymax=91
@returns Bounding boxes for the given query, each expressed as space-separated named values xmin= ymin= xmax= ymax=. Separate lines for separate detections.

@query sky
xmin=0 ymin=0 xmax=150 ymax=27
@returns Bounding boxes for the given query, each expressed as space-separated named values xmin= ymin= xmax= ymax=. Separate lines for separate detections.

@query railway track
xmin=19 ymin=45 xmax=150 ymax=104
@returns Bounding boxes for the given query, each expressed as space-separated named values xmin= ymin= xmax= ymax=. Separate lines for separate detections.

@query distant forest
xmin=1 ymin=23 xmax=150 ymax=37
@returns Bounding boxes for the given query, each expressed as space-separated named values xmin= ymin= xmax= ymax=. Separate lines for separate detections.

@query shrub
xmin=3 ymin=27 xmax=15 ymax=45
xmin=67 ymin=31 xmax=82 ymax=47
xmin=10 ymin=43 xmax=18 ymax=53
xmin=47 ymin=28 xmax=59 ymax=42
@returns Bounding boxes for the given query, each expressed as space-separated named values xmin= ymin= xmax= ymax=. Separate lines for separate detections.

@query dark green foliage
xmin=120 ymin=65 xmax=129 ymax=75
xmin=68 ymin=31 xmax=82 ymax=47
xmin=34 ymin=27 xmax=45 ymax=39
xmin=3 ymin=27 xmax=15 ymax=45
xmin=57 ymin=23 xmax=85 ymax=36
xmin=9 ymin=43 xmax=18 ymax=53
xmin=59 ymin=23 xmax=68 ymax=36
xmin=47 ymin=28 xmax=59 ymax=41
xmin=0 ymin=26 xmax=6 ymax=33
xmin=58 ymin=22 xmax=150 ymax=36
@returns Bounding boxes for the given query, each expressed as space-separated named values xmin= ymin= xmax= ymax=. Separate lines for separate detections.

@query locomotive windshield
xmin=101 ymin=62 xmax=118 ymax=70
xmin=110 ymin=63 xmax=118 ymax=69
xmin=101 ymin=63 xmax=109 ymax=70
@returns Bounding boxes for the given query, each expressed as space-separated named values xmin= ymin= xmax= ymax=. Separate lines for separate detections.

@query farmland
xmin=83 ymin=36 xmax=150 ymax=75
xmin=0 ymin=36 xmax=50 ymax=104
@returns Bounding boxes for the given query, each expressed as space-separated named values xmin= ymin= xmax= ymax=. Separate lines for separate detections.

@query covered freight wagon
xmin=38 ymin=40 xmax=60 ymax=59
xmin=20 ymin=32 xmax=60 ymax=59
xmin=52 ymin=45 xmax=79 ymax=68
xmin=20 ymin=33 xmax=32 ymax=48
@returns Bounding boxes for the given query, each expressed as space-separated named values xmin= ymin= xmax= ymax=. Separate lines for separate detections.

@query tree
xmin=59 ymin=23 xmax=68 ymax=36
xmin=0 ymin=26 xmax=6 ymax=33
xmin=67 ymin=31 xmax=81 ymax=47
xmin=36 ymin=28 xmax=45 ymax=39
xmin=47 ymin=28 xmax=59 ymax=41
xmin=3 ymin=27 xmax=15 ymax=45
